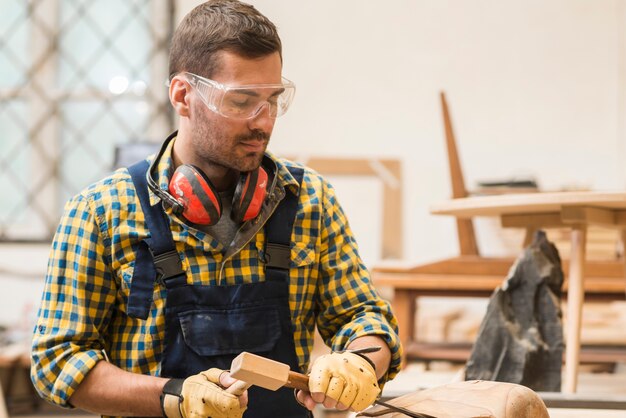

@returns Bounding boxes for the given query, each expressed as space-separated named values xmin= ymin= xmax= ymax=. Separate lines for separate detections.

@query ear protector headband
xmin=146 ymin=134 xmax=268 ymax=225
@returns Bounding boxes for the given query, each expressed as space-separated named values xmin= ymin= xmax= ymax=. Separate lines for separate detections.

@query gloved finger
xmin=308 ymin=356 xmax=332 ymax=395
xmin=337 ymin=380 xmax=357 ymax=411
xmin=198 ymin=388 xmax=244 ymax=418
xmin=308 ymin=351 xmax=380 ymax=412
xmin=350 ymin=386 xmax=379 ymax=412
xmin=323 ymin=376 xmax=345 ymax=407
xmin=202 ymin=368 xmax=227 ymax=385
xmin=184 ymin=377 xmax=246 ymax=418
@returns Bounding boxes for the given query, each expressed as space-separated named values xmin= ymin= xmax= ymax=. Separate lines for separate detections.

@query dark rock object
xmin=465 ymin=230 xmax=564 ymax=392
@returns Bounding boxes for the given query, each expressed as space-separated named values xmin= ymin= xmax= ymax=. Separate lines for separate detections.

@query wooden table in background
xmin=429 ymin=190 xmax=626 ymax=393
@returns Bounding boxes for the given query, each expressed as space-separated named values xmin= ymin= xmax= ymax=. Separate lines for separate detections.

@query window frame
xmin=0 ymin=0 xmax=175 ymax=242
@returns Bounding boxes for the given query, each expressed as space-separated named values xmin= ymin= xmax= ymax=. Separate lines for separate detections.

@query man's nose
xmin=248 ymin=102 xmax=275 ymax=131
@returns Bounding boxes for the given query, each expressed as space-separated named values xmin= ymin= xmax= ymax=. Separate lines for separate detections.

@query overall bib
xmin=128 ymin=160 xmax=309 ymax=418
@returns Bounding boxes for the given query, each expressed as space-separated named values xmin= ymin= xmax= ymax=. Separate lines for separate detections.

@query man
xmin=31 ymin=1 xmax=402 ymax=417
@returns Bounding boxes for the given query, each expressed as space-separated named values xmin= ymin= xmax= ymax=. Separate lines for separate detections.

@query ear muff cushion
xmin=168 ymin=165 xmax=222 ymax=225
xmin=232 ymin=167 xmax=268 ymax=223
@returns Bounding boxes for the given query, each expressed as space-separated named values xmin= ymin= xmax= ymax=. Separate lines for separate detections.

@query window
xmin=0 ymin=0 xmax=174 ymax=241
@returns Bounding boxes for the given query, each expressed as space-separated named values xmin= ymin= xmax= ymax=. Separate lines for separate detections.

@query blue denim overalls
xmin=127 ymin=159 xmax=309 ymax=418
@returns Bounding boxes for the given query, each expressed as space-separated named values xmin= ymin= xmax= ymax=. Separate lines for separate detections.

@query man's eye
xmin=227 ymin=97 xmax=252 ymax=108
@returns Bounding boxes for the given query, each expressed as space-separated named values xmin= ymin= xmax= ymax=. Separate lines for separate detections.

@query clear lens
xmin=185 ymin=72 xmax=295 ymax=119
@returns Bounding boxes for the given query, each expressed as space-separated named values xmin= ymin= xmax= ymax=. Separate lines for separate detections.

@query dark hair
xmin=169 ymin=0 xmax=282 ymax=79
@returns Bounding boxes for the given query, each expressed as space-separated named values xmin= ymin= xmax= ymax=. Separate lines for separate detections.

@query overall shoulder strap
xmin=264 ymin=166 xmax=304 ymax=282
xmin=127 ymin=160 xmax=186 ymax=319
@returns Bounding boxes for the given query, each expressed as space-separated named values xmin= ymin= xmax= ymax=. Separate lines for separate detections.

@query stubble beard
xmin=192 ymin=113 xmax=269 ymax=173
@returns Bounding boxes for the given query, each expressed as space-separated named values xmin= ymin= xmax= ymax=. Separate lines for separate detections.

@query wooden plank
xmin=501 ymin=212 xmax=565 ymax=229
xmin=456 ymin=219 xmax=479 ymax=256
xmin=290 ymin=156 xmax=403 ymax=259
xmin=541 ymin=394 xmax=626 ymax=411
xmin=561 ymin=207 xmax=618 ymax=227
xmin=440 ymin=92 xmax=466 ymax=200
xmin=379 ymin=159 xmax=404 ymax=259
xmin=290 ymin=157 xmax=387 ymax=176
xmin=405 ymin=342 xmax=626 ymax=364
xmin=373 ymin=256 xmax=515 ymax=275
xmin=372 ymin=256 xmax=626 ymax=279
xmin=440 ymin=92 xmax=479 ymax=256
xmin=430 ymin=191 xmax=626 ymax=218
xmin=563 ymin=227 xmax=587 ymax=393
xmin=372 ymin=272 xmax=626 ymax=296
xmin=615 ymin=211 xmax=626 ymax=225
xmin=372 ymin=273 xmax=502 ymax=291
xmin=0 ymin=353 xmax=30 ymax=368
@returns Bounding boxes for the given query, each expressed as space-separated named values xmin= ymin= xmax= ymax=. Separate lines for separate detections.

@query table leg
xmin=0 ymin=374 xmax=7 ymax=418
xmin=622 ymin=229 xmax=626 ymax=299
xmin=563 ymin=226 xmax=586 ymax=393
xmin=392 ymin=289 xmax=416 ymax=368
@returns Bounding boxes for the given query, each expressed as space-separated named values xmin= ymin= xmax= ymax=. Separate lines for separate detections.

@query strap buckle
xmin=264 ymin=243 xmax=291 ymax=270
xmin=151 ymin=249 xmax=184 ymax=283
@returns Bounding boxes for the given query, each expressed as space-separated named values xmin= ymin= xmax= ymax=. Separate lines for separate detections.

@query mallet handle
xmin=285 ymin=371 xmax=310 ymax=392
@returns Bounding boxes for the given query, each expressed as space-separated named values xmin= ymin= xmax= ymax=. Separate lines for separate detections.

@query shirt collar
xmin=265 ymin=150 xmax=302 ymax=198
xmin=148 ymin=132 xmax=177 ymax=207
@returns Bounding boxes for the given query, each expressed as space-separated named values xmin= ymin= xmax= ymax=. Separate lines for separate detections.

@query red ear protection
xmin=168 ymin=164 xmax=268 ymax=225
xmin=232 ymin=166 xmax=268 ymax=223
xmin=146 ymin=133 xmax=268 ymax=226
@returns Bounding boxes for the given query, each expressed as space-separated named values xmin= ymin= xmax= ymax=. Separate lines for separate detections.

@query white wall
xmin=178 ymin=0 xmax=626 ymax=264
xmin=0 ymin=244 xmax=49 ymax=333
xmin=2 ymin=0 xmax=625 ymax=326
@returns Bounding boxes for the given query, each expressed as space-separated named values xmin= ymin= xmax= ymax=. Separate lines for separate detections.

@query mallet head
xmin=230 ymin=352 xmax=290 ymax=391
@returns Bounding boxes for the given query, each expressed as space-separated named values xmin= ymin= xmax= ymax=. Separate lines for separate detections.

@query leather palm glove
xmin=308 ymin=351 xmax=380 ymax=411
xmin=161 ymin=368 xmax=247 ymax=418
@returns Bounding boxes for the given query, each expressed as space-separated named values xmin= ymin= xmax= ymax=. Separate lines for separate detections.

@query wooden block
xmin=230 ymin=352 xmax=290 ymax=391
xmin=358 ymin=380 xmax=549 ymax=418
xmin=561 ymin=207 xmax=619 ymax=227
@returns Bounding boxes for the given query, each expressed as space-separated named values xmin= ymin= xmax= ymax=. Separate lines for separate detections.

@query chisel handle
xmin=284 ymin=370 xmax=310 ymax=392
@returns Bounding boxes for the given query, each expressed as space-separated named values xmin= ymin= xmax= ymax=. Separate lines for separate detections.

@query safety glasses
xmin=184 ymin=72 xmax=295 ymax=119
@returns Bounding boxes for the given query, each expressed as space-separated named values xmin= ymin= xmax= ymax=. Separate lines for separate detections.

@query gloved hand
xmin=308 ymin=351 xmax=380 ymax=411
xmin=161 ymin=368 xmax=248 ymax=418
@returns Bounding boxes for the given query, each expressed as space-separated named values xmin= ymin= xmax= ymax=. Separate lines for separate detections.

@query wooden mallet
xmin=229 ymin=352 xmax=309 ymax=391
xmin=228 ymin=352 xmax=433 ymax=418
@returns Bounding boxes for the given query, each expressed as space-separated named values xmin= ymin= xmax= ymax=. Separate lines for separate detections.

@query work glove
xmin=308 ymin=351 xmax=380 ymax=411
xmin=161 ymin=368 xmax=248 ymax=418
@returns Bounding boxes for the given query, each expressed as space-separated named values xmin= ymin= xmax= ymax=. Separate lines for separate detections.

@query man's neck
xmin=171 ymin=137 xmax=239 ymax=192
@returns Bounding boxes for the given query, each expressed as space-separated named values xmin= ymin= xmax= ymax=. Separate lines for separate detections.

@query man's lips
xmin=240 ymin=140 xmax=266 ymax=152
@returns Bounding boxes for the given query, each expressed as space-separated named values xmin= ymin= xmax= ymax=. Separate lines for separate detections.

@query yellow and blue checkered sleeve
xmin=31 ymin=192 xmax=114 ymax=407
xmin=313 ymin=176 xmax=403 ymax=382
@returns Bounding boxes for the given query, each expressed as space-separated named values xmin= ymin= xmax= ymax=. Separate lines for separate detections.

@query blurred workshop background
xmin=1 ymin=1 xmax=626 ymax=417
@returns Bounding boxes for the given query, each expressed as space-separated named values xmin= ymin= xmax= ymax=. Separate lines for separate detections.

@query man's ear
xmin=169 ymin=76 xmax=191 ymax=117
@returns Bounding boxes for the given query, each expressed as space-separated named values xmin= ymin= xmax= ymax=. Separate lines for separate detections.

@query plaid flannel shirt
xmin=31 ymin=138 xmax=402 ymax=408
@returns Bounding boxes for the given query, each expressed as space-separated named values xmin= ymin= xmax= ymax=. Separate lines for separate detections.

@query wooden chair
xmin=371 ymin=92 xmax=626 ymax=366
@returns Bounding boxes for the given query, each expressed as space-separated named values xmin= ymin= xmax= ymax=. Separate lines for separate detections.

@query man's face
xmin=187 ymin=51 xmax=283 ymax=173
